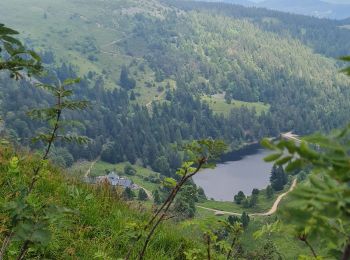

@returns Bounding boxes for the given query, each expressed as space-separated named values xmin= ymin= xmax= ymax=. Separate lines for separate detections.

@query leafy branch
xmin=0 ymin=78 xmax=89 ymax=259
xmin=298 ymin=233 xmax=318 ymax=258
xmin=125 ymin=139 xmax=226 ymax=260
xmin=340 ymin=56 xmax=350 ymax=76
xmin=219 ymin=220 xmax=243 ymax=260
xmin=0 ymin=24 xmax=42 ymax=78
xmin=27 ymin=78 xmax=89 ymax=192
xmin=261 ymin=55 xmax=350 ymax=257
xmin=261 ymin=125 xmax=350 ymax=259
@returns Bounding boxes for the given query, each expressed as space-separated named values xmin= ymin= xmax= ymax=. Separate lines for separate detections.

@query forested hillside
xmin=1 ymin=1 xmax=350 ymax=259
xmin=0 ymin=0 xmax=349 ymax=175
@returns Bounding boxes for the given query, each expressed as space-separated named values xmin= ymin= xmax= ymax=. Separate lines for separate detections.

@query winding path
xmin=138 ymin=185 xmax=154 ymax=200
xmin=84 ymin=157 xmax=99 ymax=178
xmin=99 ymin=34 xmax=136 ymax=56
xmin=197 ymin=178 xmax=297 ymax=217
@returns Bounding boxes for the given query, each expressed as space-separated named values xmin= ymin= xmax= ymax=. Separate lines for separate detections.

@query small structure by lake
xmin=93 ymin=172 xmax=138 ymax=189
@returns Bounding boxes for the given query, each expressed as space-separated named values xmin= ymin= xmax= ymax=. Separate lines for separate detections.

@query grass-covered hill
xmin=0 ymin=143 xmax=205 ymax=259
xmin=0 ymin=0 xmax=350 ymax=174
xmin=1 ymin=0 xmax=349 ymax=99
xmin=0 ymin=0 xmax=174 ymax=91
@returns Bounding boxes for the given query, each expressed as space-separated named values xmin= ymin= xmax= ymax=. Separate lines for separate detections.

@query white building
xmin=96 ymin=172 xmax=133 ymax=188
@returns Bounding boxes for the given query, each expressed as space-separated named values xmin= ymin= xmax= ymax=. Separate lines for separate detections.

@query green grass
xmin=131 ymin=66 xmax=176 ymax=106
xmin=202 ymin=94 xmax=270 ymax=116
xmin=196 ymin=182 xmax=292 ymax=216
xmin=0 ymin=144 xmax=206 ymax=259
xmin=239 ymin=218 xmax=310 ymax=259
xmin=197 ymin=199 xmax=275 ymax=215
xmin=0 ymin=0 xmax=172 ymax=104
xmin=198 ymin=200 xmax=244 ymax=213
xmin=190 ymin=207 xmax=311 ymax=259
xmin=70 ymin=160 xmax=161 ymax=193
xmin=0 ymin=0 xmax=121 ymax=84
xmin=2 ymin=145 xmax=312 ymax=259
xmin=192 ymin=181 xmax=315 ymax=259
xmin=68 ymin=160 xmax=91 ymax=178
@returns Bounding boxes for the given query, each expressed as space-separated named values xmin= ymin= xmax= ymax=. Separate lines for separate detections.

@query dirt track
xmin=84 ymin=157 xmax=99 ymax=178
xmin=197 ymin=178 xmax=297 ymax=217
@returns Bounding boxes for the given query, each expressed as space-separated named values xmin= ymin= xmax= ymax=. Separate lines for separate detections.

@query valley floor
xmin=197 ymin=178 xmax=297 ymax=217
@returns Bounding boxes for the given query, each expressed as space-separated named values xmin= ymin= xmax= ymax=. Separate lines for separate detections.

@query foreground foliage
xmin=263 ymin=128 xmax=350 ymax=259
xmin=262 ymin=100 xmax=350 ymax=260
xmin=0 ymin=24 xmax=41 ymax=78
xmin=0 ymin=144 xmax=206 ymax=259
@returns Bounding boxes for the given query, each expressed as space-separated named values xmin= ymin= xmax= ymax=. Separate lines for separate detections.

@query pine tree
xmin=197 ymin=187 xmax=207 ymax=200
xmin=153 ymin=156 xmax=170 ymax=176
xmin=138 ymin=189 xmax=148 ymax=201
xmin=234 ymin=191 xmax=245 ymax=204
xmin=252 ymin=188 xmax=259 ymax=195
xmin=120 ymin=66 xmax=129 ymax=89
xmin=120 ymin=65 xmax=136 ymax=90
xmin=270 ymin=165 xmax=287 ymax=191
xmin=242 ymin=198 xmax=250 ymax=208
xmin=227 ymin=215 xmax=240 ymax=225
xmin=153 ymin=189 xmax=161 ymax=205
xmin=101 ymin=145 xmax=116 ymax=163
xmin=241 ymin=212 xmax=250 ymax=229
xmin=266 ymin=185 xmax=274 ymax=199
xmin=122 ymin=187 xmax=135 ymax=200
xmin=130 ymin=90 xmax=136 ymax=100
xmin=249 ymin=194 xmax=258 ymax=208
xmin=124 ymin=163 xmax=136 ymax=175
xmin=224 ymin=91 xmax=232 ymax=104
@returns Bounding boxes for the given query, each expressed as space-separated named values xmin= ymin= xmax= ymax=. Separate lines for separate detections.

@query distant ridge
xmin=256 ymin=0 xmax=350 ymax=19
xmin=213 ymin=0 xmax=252 ymax=5
xmin=193 ymin=0 xmax=350 ymax=19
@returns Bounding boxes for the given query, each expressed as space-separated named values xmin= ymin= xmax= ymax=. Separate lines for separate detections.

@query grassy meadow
xmin=70 ymin=160 xmax=161 ymax=193
xmin=202 ymin=94 xmax=270 ymax=116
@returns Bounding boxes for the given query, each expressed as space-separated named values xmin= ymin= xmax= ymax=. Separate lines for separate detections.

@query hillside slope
xmin=0 ymin=143 xmax=204 ymax=259
xmin=0 ymin=0 xmax=350 ymax=169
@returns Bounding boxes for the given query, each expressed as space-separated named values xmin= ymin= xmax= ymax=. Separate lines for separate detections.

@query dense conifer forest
xmin=0 ymin=1 xmax=350 ymax=259
xmin=1 ymin=0 xmax=350 ymax=175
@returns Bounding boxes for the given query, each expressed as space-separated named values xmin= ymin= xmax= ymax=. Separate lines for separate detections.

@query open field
xmin=202 ymin=94 xmax=270 ymax=116
xmin=69 ymin=160 xmax=91 ymax=178
xmin=0 ymin=0 xmax=171 ymax=104
xmin=196 ymin=181 xmax=293 ymax=217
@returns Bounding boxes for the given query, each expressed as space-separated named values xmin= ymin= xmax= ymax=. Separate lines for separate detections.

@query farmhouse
xmin=96 ymin=172 xmax=133 ymax=188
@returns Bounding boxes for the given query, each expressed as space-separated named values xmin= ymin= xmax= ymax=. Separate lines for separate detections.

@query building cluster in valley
xmin=89 ymin=171 xmax=139 ymax=189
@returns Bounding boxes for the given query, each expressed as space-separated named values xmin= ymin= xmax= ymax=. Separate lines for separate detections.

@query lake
xmin=193 ymin=143 xmax=273 ymax=201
